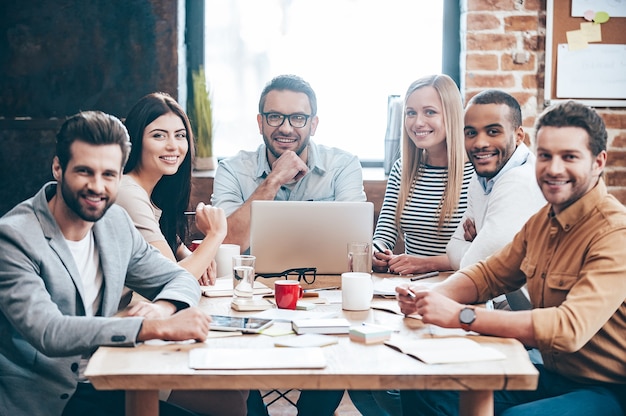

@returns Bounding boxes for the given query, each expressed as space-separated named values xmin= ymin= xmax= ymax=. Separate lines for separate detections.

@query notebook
xmin=250 ymin=201 xmax=374 ymax=275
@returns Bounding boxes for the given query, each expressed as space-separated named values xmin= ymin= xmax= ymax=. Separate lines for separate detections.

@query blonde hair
xmin=397 ymin=74 xmax=465 ymax=231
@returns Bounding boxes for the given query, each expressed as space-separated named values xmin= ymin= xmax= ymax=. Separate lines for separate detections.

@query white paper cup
xmin=341 ymin=272 xmax=374 ymax=311
xmin=216 ymin=244 xmax=240 ymax=279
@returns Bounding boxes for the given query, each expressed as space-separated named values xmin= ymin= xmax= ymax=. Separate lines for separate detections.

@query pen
xmin=409 ymin=271 xmax=439 ymax=281
xmin=303 ymin=286 xmax=340 ymax=292
xmin=373 ymin=242 xmax=385 ymax=253
xmin=184 ymin=211 xmax=196 ymax=215
xmin=406 ymin=289 xmax=416 ymax=299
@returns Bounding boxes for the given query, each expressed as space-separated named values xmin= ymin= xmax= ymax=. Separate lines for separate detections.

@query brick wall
xmin=462 ymin=0 xmax=626 ymax=203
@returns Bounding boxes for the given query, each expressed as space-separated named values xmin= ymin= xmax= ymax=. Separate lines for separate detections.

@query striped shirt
xmin=374 ymin=159 xmax=473 ymax=257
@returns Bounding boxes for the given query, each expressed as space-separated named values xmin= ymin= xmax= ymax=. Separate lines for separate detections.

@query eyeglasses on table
xmin=255 ymin=267 xmax=317 ymax=285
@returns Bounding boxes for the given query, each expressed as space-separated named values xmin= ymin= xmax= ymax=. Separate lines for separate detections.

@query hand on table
xmin=396 ymin=284 xmax=463 ymax=328
xmin=387 ymin=254 xmax=433 ymax=276
xmin=138 ymin=307 xmax=212 ymax=342
xmin=373 ymin=248 xmax=393 ymax=273
xmin=199 ymin=259 xmax=217 ymax=286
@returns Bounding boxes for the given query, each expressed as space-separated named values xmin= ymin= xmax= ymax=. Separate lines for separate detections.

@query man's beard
xmin=265 ymin=134 xmax=309 ymax=160
xmin=60 ymin=180 xmax=112 ymax=222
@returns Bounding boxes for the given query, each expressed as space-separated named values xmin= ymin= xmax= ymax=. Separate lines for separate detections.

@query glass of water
xmin=348 ymin=242 xmax=371 ymax=273
xmin=232 ymin=255 xmax=255 ymax=299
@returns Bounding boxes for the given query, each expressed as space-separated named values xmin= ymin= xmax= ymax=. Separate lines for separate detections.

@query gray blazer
xmin=0 ymin=183 xmax=201 ymax=416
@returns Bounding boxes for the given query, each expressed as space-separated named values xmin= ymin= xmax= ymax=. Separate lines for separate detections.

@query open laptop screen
xmin=250 ymin=201 xmax=374 ymax=275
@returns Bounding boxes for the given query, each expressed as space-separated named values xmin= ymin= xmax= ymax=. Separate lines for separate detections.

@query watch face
xmin=460 ymin=307 xmax=476 ymax=324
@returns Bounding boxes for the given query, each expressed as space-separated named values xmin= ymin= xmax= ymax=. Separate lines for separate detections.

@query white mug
xmin=215 ymin=244 xmax=240 ymax=279
xmin=341 ymin=272 xmax=374 ymax=311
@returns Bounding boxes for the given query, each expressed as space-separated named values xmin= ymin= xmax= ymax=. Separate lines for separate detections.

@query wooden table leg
xmin=459 ymin=390 xmax=493 ymax=416
xmin=126 ymin=390 xmax=159 ymax=416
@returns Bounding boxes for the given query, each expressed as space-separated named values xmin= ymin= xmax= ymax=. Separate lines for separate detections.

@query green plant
xmin=190 ymin=66 xmax=213 ymax=158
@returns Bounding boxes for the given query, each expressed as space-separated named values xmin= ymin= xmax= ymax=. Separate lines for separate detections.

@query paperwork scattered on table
xmin=201 ymin=277 xmax=273 ymax=297
xmin=385 ymin=337 xmax=506 ymax=364
xmin=251 ymin=308 xmax=338 ymax=322
xmin=189 ymin=347 xmax=327 ymax=369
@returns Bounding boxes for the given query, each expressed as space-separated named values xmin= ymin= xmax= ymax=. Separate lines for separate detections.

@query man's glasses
xmin=262 ymin=112 xmax=311 ymax=128
xmin=255 ymin=267 xmax=317 ymax=285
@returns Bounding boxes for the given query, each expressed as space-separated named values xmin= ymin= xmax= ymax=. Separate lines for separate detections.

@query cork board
xmin=545 ymin=0 xmax=626 ymax=107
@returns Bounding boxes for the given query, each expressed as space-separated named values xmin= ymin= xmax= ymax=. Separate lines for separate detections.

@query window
xmin=205 ymin=0 xmax=448 ymax=161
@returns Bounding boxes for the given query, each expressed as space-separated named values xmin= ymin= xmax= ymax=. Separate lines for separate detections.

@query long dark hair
xmin=124 ymin=92 xmax=194 ymax=253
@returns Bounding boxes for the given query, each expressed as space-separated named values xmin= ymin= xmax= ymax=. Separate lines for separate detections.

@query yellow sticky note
xmin=580 ymin=22 xmax=602 ymax=42
xmin=566 ymin=30 xmax=588 ymax=51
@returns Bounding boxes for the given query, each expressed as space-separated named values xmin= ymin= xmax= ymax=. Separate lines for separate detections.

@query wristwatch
xmin=459 ymin=306 xmax=476 ymax=331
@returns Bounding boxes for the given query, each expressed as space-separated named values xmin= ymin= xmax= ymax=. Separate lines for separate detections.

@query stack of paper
xmin=349 ymin=324 xmax=392 ymax=344
xmin=292 ymin=318 xmax=351 ymax=334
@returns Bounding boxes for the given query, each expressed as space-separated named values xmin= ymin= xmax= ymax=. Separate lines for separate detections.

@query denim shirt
xmin=212 ymin=141 xmax=366 ymax=216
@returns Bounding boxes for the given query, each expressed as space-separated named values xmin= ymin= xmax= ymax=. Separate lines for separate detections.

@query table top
xmin=86 ymin=273 xmax=538 ymax=393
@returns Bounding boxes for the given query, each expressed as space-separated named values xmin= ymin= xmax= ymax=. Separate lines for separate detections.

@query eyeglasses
xmin=262 ymin=112 xmax=311 ymax=128
xmin=255 ymin=267 xmax=317 ymax=285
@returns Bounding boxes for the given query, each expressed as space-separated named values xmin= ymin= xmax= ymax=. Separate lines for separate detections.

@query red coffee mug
xmin=274 ymin=280 xmax=304 ymax=310
xmin=189 ymin=239 xmax=202 ymax=252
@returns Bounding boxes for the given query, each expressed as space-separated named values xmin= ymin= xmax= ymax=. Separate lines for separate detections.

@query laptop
xmin=250 ymin=201 xmax=374 ymax=275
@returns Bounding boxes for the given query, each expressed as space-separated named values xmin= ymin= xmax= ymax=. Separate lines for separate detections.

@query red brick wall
xmin=463 ymin=0 xmax=626 ymax=203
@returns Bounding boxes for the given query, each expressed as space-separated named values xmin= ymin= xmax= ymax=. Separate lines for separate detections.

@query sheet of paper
xmin=556 ymin=44 xmax=626 ymax=99
xmin=372 ymin=276 xmax=434 ymax=296
xmin=260 ymin=322 xmax=294 ymax=337
xmin=566 ymin=30 xmax=588 ymax=51
xmin=274 ymin=334 xmax=339 ymax=348
xmin=571 ymin=0 xmax=626 ymax=18
xmin=385 ymin=337 xmax=506 ymax=364
xmin=580 ymin=22 xmax=601 ymax=42
xmin=251 ymin=308 xmax=338 ymax=322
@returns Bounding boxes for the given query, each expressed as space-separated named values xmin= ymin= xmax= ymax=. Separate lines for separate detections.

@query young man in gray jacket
xmin=0 ymin=111 xmax=211 ymax=416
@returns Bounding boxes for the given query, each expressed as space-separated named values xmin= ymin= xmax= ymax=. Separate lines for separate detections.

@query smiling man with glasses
xmin=212 ymin=74 xmax=366 ymax=416
xmin=212 ymin=74 xmax=366 ymax=254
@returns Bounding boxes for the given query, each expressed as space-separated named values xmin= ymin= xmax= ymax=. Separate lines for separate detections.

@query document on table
xmin=274 ymin=334 xmax=339 ymax=348
xmin=372 ymin=276 xmax=431 ymax=296
xmin=189 ymin=347 xmax=327 ymax=369
xmin=385 ymin=337 xmax=506 ymax=364
xmin=251 ymin=308 xmax=338 ymax=322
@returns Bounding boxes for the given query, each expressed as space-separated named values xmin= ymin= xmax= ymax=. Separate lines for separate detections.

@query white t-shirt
xmin=65 ymin=230 xmax=103 ymax=316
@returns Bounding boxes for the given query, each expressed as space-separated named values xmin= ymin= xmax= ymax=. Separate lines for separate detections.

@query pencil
xmin=410 ymin=271 xmax=439 ymax=281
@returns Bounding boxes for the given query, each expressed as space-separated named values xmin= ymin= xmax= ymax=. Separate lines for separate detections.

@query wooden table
xmin=86 ymin=274 xmax=538 ymax=416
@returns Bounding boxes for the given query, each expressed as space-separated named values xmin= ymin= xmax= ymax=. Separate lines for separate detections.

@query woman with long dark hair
xmin=118 ymin=92 xmax=225 ymax=286
xmin=117 ymin=92 xmax=247 ymax=416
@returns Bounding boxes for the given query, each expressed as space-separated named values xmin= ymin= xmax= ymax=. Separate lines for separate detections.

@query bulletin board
xmin=545 ymin=0 xmax=626 ymax=107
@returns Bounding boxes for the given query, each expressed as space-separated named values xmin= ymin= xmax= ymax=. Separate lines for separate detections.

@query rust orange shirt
xmin=462 ymin=179 xmax=626 ymax=384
